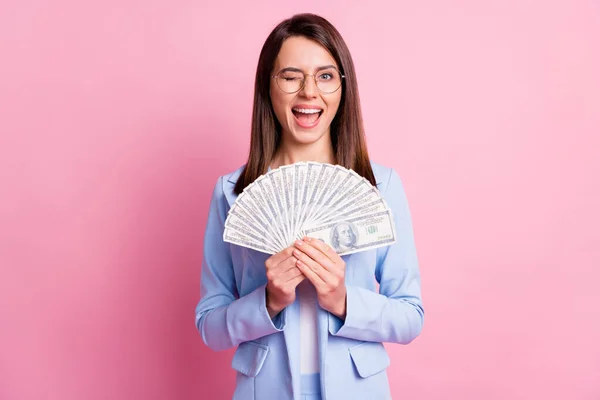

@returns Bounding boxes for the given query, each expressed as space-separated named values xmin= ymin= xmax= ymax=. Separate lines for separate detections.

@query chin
xmin=288 ymin=128 xmax=328 ymax=145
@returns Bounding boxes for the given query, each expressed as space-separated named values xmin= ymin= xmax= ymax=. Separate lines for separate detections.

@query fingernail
xmin=293 ymin=249 xmax=300 ymax=257
xmin=304 ymin=237 xmax=312 ymax=242
xmin=295 ymin=240 xmax=303 ymax=246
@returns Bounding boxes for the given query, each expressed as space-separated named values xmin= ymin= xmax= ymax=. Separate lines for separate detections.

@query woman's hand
xmin=265 ymin=247 xmax=305 ymax=318
xmin=292 ymin=237 xmax=347 ymax=319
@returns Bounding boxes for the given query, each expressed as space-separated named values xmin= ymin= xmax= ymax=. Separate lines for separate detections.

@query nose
xmin=299 ymin=75 xmax=318 ymax=98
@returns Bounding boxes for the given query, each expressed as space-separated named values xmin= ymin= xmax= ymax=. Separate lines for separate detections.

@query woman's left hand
xmin=293 ymin=237 xmax=347 ymax=319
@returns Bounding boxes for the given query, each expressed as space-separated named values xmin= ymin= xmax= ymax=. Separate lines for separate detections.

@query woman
xmin=195 ymin=13 xmax=424 ymax=400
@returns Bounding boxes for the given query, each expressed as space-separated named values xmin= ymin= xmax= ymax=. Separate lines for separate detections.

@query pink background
xmin=1 ymin=0 xmax=599 ymax=399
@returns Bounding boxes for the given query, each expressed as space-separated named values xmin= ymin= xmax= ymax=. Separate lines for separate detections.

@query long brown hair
xmin=234 ymin=13 xmax=376 ymax=194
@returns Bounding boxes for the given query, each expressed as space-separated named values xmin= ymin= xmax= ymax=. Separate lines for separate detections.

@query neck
xmin=271 ymin=133 xmax=335 ymax=169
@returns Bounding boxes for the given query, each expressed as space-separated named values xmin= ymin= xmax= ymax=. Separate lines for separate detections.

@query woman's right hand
xmin=265 ymin=246 xmax=305 ymax=318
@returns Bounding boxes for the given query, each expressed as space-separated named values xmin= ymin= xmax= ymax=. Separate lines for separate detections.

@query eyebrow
xmin=278 ymin=65 xmax=338 ymax=73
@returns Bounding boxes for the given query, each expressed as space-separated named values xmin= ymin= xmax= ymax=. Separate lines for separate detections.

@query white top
xmin=297 ymin=280 xmax=320 ymax=374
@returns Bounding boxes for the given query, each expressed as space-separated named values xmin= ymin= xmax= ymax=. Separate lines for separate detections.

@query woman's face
xmin=270 ymin=36 xmax=343 ymax=146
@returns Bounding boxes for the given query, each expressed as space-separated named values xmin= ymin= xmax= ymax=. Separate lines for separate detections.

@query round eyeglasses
xmin=271 ymin=67 xmax=345 ymax=94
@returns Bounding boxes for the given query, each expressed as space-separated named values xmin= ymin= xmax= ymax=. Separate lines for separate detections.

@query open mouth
xmin=292 ymin=107 xmax=323 ymax=128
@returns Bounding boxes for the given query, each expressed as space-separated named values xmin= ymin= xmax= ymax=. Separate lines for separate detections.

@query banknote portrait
xmin=331 ymin=221 xmax=359 ymax=252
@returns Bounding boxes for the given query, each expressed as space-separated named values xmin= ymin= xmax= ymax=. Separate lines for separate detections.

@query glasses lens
xmin=316 ymin=68 xmax=342 ymax=93
xmin=277 ymin=71 xmax=305 ymax=93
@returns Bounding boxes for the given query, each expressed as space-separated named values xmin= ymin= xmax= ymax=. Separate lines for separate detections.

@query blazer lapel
xmin=223 ymin=166 xmax=244 ymax=207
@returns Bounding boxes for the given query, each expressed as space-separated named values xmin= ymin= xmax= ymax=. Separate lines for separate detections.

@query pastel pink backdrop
xmin=1 ymin=0 xmax=598 ymax=399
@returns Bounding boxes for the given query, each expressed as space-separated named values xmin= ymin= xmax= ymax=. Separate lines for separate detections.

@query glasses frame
xmin=271 ymin=68 xmax=346 ymax=94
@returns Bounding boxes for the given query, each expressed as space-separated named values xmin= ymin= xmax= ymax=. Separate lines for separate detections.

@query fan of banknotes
xmin=223 ymin=162 xmax=397 ymax=256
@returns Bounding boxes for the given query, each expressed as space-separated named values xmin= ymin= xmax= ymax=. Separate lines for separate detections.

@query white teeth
xmin=293 ymin=108 xmax=321 ymax=114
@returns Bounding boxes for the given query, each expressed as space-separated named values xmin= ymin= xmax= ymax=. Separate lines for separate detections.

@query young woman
xmin=195 ymin=13 xmax=424 ymax=400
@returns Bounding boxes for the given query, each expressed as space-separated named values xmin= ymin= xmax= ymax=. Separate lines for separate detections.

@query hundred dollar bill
xmin=292 ymin=162 xmax=307 ymax=241
xmin=304 ymin=162 xmax=327 ymax=216
xmin=331 ymin=177 xmax=372 ymax=212
xmin=224 ymin=227 xmax=274 ymax=254
xmin=315 ymin=185 xmax=385 ymax=224
xmin=296 ymin=162 xmax=321 ymax=238
xmin=319 ymin=198 xmax=389 ymax=225
xmin=280 ymin=165 xmax=294 ymax=245
xmin=232 ymin=196 xmax=278 ymax=244
xmin=302 ymin=210 xmax=396 ymax=256
xmin=268 ymin=168 xmax=291 ymax=246
xmin=304 ymin=163 xmax=337 ymax=224
xmin=225 ymin=204 xmax=280 ymax=253
xmin=256 ymin=176 xmax=290 ymax=247
xmin=240 ymin=182 xmax=286 ymax=249
xmin=309 ymin=168 xmax=362 ymax=223
xmin=254 ymin=176 xmax=287 ymax=244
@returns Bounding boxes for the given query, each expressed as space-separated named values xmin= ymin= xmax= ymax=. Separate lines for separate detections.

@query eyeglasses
xmin=271 ymin=67 xmax=345 ymax=94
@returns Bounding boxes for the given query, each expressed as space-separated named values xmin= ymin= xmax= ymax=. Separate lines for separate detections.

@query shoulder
xmin=370 ymin=161 xmax=403 ymax=193
xmin=210 ymin=164 xmax=246 ymax=193
xmin=211 ymin=164 xmax=246 ymax=208
xmin=370 ymin=161 xmax=391 ymax=184
xmin=221 ymin=164 xmax=246 ymax=186
xmin=369 ymin=160 xmax=410 ymax=210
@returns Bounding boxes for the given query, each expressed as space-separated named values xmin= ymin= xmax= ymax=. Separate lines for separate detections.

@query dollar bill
xmin=302 ymin=210 xmax=396 ymax=256
xmin=232 ymin=195 xmax=278 ymax=244
xmin=225 ymin=204 xmax=280 ymax=253
xmin=258 ymin=175 xmax=290 ymax=247
xmin=224 ymin=227 xmax=274 ymax=254
xmin=241 ymin=180 xmax=287 ymax=249
xmin=279 ymin=165 xmax=294 ymax=245
xmin=315 ymin=185 xmax=384 ymax=224
xmin=303 ymin=163 xmax=337 ymax=224
xmin=310 ymin=168 xmax=362 ymax=223
xmin=296 ymin=162 xmax=321 ymax=238
xmin=320 ymin=198 xmax=389 ymax=224
xmin=292 ymin=162 xmax=307 ymax=241
xmin=268 ymin=168 xmax=290 ymax=246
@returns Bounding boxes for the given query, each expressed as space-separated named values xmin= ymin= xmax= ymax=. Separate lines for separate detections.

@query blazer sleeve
xmin=194 ymin=176 xmax=286 ymax=351
xmin=328 ymin=168 xmax=425 ymax=344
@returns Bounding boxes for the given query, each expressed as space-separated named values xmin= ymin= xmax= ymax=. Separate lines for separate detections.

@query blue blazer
xmin=195 ymin=162 xmax=424 ymax=400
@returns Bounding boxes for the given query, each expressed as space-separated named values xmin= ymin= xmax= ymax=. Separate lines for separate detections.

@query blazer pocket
xmin=349 ymin=341 xmax=391 ymax=378
xmin=231 ymin=341 xmax=270 ymax=377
